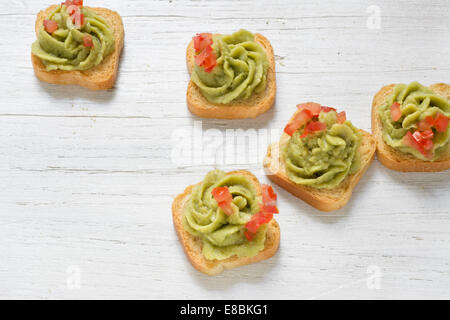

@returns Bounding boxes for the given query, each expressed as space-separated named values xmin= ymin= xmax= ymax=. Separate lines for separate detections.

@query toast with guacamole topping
xmin=264 ymin=103 xmax=376 ymax=212
xmin=186 ymin=30 xmax=276 ymax=119
xmin=172 ymin=170 xmax=280 ymax=276
xmin=371 ymin=82 xmax=450 ymax=172
xmin=31 ymin=2 xmax=124 ymax=90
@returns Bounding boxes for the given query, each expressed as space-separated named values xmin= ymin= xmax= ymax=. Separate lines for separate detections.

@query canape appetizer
xmin=31 ymin=1 xmax=124 ymax=90
xmin=186 ymin=30 xmax=276 ymax=119
xmin=372 ymin=82 xmax=450 ymax=171
xmin=172 ymin=170 xmax=280 ymax=275
xmin=264 ymin=103 xmax=376 ymax=211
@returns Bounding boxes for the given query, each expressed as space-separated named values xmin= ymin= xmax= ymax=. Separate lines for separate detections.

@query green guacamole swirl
xmin=378 ymin=82 xmax=450 ymax=161
xmin=31 ymin=5 xmax=115 ymax=71
xmin=183 ymin=170 xmax=267 ymax=261
xmin=191 ymin=29 xmax=269 ymax=104
xmin=283 ymin=111 xmax=363 ymax=189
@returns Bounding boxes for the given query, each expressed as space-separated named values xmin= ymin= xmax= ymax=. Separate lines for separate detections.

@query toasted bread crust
xmin=371 ymin=83 xmax=450 ymax=172
xmin=264 ymin=129 xmax=376 ymax=212
xmin=172 ymin=170 xmax=280 ymax=276
xmin=186 ymin=33 xmax=276 ymax=119
xmin=31 ymin=5 xmax=124 ymax=91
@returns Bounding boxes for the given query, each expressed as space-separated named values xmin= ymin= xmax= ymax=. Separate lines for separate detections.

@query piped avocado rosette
xmin=182 ymin=170 xmax=278 ymax=261
xmin=378 ymin=82 xmax=450 ymax=161
xmin=282 ymin=103 xmax=363 ymax=189
xmin=190 ymin=29 xmax=269 ymax=104
xmin=31 ymin=0 xmax=115 ymax=71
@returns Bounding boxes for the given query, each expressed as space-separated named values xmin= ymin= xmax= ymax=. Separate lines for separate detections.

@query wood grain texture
xmin=0 ymin=0 xmax=449 ymax=299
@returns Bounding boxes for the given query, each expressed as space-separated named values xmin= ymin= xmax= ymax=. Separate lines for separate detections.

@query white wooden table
xmin=1 ymin=0 xmax=449 ymax=300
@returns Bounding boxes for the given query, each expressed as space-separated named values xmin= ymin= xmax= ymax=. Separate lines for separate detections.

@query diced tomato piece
xmin=200 ymin=34 xmax=213 ymax=52
xmin=259 ymin=212 xmax=273 ymax=224
xmin=211 ymin=187 xmax=234 ymax=216
xmin=245 ymin=218 xmax=259 ymax=234
xmin=202 ymin=51 xmax=217 ymax=72
xmin=245 ymin=211 xmax=273 ymax=235
xmin=262 ymin=205 xmax=279 ymax=214
xmin=336 ymin=111 xmax=346 ymax=124
xmin=416 ymin=113 xmax=449 ymax=133
xmin=67 ymin=4 xmax=83 ymax=28
xmin=71 ymin=12 xmax=84 ymax=28
xmin=420 ymin=129 xmax=434 ymax=140
xmin=390 ymin=102 xmax=402 ymax=122
xmin=245 ymin=186 xmax=280 ymax=242
xmin=283 ymin=122 xmax=299 ymax=137
xmin=403 ymin=131 xmax=423 ymax=154
xmin=62 ymin=0 xmax=82 ymax=7
xmin=67 ymin=4 xmax=79 ymax=15
xmin=194 ymin=42 xmax=216 ymax=73
xmin=422 ymin=139 xmax=434 ymax=151
xmin=244 ymin=230 xmax=254 ymax=241
xmin=300 ymin=121 xmax=327 ymax=138
xmin=43 ymin=20 xmax=58 ymax=34
xmin=417 ymin=116 xmax=435 ymax=131
xmin=321 ymin=106 xmax=336 ymax=113
xmin=79 ymin=13 xmax=85 ymax=27
xmin=194 ymin=35 xmax=201 ymax=52
xmin=309 ymin=121 xmax=327 ymax=132
xmin=412 ymin=130 xmax=434 ymax=144
xmin=211 ymin=186 xmax=232 ymax=203
xmin=245 ymin=217 xmax=259 ymax=235
xmin=193 ymin=33 xmax=215 ymax=71
xmin=412 ymin=131 xmax=422 ymax=142
xmin=83 ymin=35 xmax=93 ymax=47
xmin=261 ymin=184 xmax=277 ymax=206
xmin=195 ymin=46 xmax=208 ymax=66
xmin=219 ymin=201 xmax=234 ymax=216
xmin=284 ymin=109 xmax=313 ymax=136
xmin=247 ymin=212 xmax=269 ymax=233
xmin=434 ymin=113 xmax=449 ymax=133
xmin=297 ymin=102 xmax=322 ymax=117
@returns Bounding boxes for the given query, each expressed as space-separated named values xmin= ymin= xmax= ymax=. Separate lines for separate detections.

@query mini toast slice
xmin=172 ymin=170 xmax=280 ymax=276
xmin=371 ymin=83 xmax=450 ymax=172
xmin=186 ymin=34 xmax=276 ymax=119
xmin=264 ymin=128 xmax=376 ymax=212
xmin=31 ymin=5 xmax=124 ymax=91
